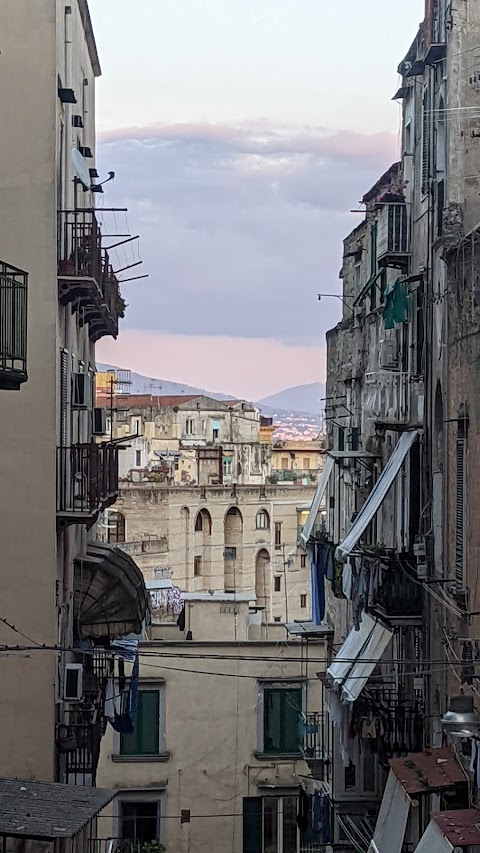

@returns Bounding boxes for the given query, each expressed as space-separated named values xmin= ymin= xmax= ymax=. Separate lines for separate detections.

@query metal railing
xmin=301 ymin=711 xmax=332 ymax=783
xmin=57 ymin=442 xmax=119 ymax=516
xmin=377 ymin=203 xmax=410 ymax=259
xmin=89 ymin=840 xmax=152 ymax=853
xmin=0 ymin=260 xmax=28 ymax=388
xmin=58 ymin=209 xmax=102 ymax=283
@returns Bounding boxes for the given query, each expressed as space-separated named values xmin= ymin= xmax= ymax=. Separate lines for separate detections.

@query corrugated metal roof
xmin=432 ymin=809 xmax=480 ymax=846
xmin=389 ymin=747 xmax=465 ymax=795
xmin=0 ymin=778 xmax=115 ymax=840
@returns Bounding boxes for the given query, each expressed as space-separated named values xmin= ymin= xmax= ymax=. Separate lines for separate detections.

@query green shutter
xmin=243 ymin=798 xmax=262 ymax=853
xmin=264 ymin=688 xmax=301 ymax=755
xmin=120 ymin=690 xmax=160 ymax=756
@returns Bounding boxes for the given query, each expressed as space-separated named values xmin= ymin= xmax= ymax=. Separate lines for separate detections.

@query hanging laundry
xmin=342 ymin=558 xmax=353 ymax=599
xmin=111 ymin=652 xmax=139 ymax=734
xmin=296 ymin=787 xmax=309 ymax=833
xmin=383 ymin=277 xmax=408 ymax=329
xmin=104 ymin=677 xmax=116 ymax=722
xmin=177 ymin=605 xmax=186 ymax=631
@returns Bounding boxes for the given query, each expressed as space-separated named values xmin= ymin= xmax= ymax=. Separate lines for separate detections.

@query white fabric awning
xmin=298 ymin=455 xmax=334 ymax=548
xmin=326 ymin=612 xmax=393 ymax=703
xmin=414 ymin=820 xmax=453 ymax=853
xmin=335 ymin=429 xmax=419 ymax=562
xmin=368 ymin=770 xmax=411 ymax=853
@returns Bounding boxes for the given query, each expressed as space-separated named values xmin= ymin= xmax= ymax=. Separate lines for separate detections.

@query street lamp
xmin=441 ymin=694 xmax=480 ymax=738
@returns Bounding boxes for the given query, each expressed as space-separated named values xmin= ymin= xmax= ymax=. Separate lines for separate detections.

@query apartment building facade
xmin=98 ymin=483 xmax=320 ymax=624
xmin=296 ymin=1 xmax=480 ymax=850
xmin=96 ymin=598 xmax=331 ymax=853
xmin=96 ymin=393 xmax=272 ymax=485
xmin=0 ymin=0 xmax=147 ymax=794
xmin=271 ymin=439 xmax=325 ymax=485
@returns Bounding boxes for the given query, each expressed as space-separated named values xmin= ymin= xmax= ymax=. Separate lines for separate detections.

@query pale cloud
xmin=96 ymin=331 xmax=326 ymax=401
xmin=97 ymin=120 xmax=398 ymax=351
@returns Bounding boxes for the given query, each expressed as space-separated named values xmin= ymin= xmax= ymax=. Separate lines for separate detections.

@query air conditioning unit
xmin=93 ymin=407 xmax=107 ymax=436
xmin=72 ymin=373 xmax=89 ymax=408
xmin=64 ymin=663 xmax=83 ymax=701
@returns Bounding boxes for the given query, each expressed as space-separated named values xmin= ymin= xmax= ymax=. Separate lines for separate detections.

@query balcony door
xmin=243 ymin=796 xmax=298 ymax=853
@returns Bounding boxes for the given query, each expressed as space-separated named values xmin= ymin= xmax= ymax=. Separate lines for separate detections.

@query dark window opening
xmin=120 ymin=801 xmax=160 ymax=844
xmin=274 ymin=576 xmax=281 ymax=592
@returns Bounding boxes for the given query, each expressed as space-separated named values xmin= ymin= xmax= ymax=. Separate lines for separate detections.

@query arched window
xmin=256 ymin=509 xmax=270 ymax=530
xmin=107 ymin=510 xmax=126 ymax=544
xmin=195 ymin=509 xmax=212 ymax=535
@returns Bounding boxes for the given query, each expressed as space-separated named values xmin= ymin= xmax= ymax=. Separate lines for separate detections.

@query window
xmin=422 ymin=86 xmax=431 ymax=195
xmin=120 ymin=689 xmax=162 ymax=756
xmin=350 ymin=426 xmax=360 ymax=451
xmin=260 ymin=684 xmax=302 ymax=755
xmin=370 ymin=220 xmax=378 ymax=310
xmin=273 ymin=617 xmax=281 ymax=623
xmin=302 ymin=458 xmax=310 ymax=470
xmin=456 ymin=418 xmax=468 ymax=589
xmin=185 ymin=418 xmax=194 ymax=435
xmin=212 ymin=419 xmax=221 ymax=441
xmin=213 ymin=428 xmax=219 ymax=440
xmin=202 ymin=420 xmax=207 ymax=432
xmin=120 ymin=800 xmax=161 ymax=844
xmin=194 ymin=556 xmax=202 ymax=577
xmin=107 ymin=510 xmax=126 ymax=544
xmin=300 ymin=594 xmax=307 ymax=609
xmin=243 ymin=796 xmax=298 ymax=853
xmin=274 ymin=523 xmax=282 ymax=550
xmin=344 ymin=761 xmax=356 ymax=790
xmin=300 ymin=554 xmax=307 ymax=569
xmin=223 ymin=457 xmax=233 ymax=478
xmin=281 ymin=457 xmax=289 ymax=470
xmin=256 ymin=509 xmax=270 ymax=530
xmin=224 ymin=546 xmax=237 ymax=560
xmin=274 ymin=576 xmax=281 ymax=592
xmin=135 ymin=450 xmax=142 ymax=467
xmin=338 ymin=426 xmax=345 ymax=452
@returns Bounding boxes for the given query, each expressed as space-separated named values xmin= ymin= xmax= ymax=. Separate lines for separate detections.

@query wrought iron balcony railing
xmin=0 ymin=260 xmax=28 ymax=390
xmin=57 ymin=210 xmax=125 ymax=341
xmin=377 ymin=202 xmax=410 ymax=271
xmin=57 ymin=442 xmax=119 ymax=525
xmin=300 ymin=711 xmax=332 ymax=783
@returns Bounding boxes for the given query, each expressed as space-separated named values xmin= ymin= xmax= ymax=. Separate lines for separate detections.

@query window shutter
xmin=242 ymin=798 xmax=262 ymax=853
xmin=422 ymin=87 xmax=430 ymax=195
xmin=60 ymin=349 xmax=68 ymax=446
xmin=455 ymin=437 xmax=466 ymax=587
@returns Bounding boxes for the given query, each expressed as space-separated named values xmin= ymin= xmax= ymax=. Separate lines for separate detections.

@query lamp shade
xmin=441 ymin=694 xmax=480 ymax=737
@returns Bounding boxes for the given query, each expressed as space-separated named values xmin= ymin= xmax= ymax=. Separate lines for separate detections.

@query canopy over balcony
xmin=74 ymin=543 xmax=148 ymax=639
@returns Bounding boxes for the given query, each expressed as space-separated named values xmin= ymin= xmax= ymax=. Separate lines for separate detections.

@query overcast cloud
xmin=97 ymin=122 xmax=398 ymax=349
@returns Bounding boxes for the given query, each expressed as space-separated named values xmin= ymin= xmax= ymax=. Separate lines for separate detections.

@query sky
xmin=93 ymin=0 xmax=425 ymax=400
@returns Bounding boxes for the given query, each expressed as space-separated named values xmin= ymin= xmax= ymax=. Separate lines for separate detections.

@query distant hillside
xmin=97 ymin=365 xmax=323 ymax=438
xmin=258 ymin=382 xmax=325 ymax=415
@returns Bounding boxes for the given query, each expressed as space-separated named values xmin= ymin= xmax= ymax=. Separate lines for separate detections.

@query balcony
xmin=57 ymin=210 xmax=125 ymax=341
xmin=0 ymin=260 xmax=28 ymax=390
xmin=89 ymin=841 xmax=160 ymax=853
xmin=57 ymin=442 xmax=119 ymax=528
xmin=300 ymin=711 xmax=332 ymax=783
xmin=377 ymin=202 xmax=410 ymax=272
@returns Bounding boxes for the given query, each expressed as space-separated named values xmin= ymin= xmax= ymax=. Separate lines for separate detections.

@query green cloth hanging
xmin=383 ymin=277 xmax=408 ymax=329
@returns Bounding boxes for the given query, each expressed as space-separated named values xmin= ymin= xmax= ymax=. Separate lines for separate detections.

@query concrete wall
xmin=97 ymin=630 xmax=326 ymax=853
xmin=109 ymin=484 xmax=314 ymax=623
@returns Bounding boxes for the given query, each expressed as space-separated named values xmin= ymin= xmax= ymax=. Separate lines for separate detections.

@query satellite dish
xmin=72 ymin=148 xmax=91 ymax=190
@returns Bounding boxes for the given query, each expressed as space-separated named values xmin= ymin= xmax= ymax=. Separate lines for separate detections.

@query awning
xmin=335 ymin=430 xmax=419 ymax=562
xmin=368 ymin=770 xmax=411 ymax=853
xmin=422 ymin=810 xmax=480 ymax=850
xmin=414 ymin=819 xmax=454 ymax=853
xmin=0 ymin=777 xmax=114 ymax=840
xmin=326 ymin=612 xmax=392 ymax=703
xmin=298 ymin=455 xmax=334 ymax=548
xmin=369 ymin=750 xmax=465 ymax=853
xmin=74 ymin=543 xmax=148 ymax=639
xmin=286 ymin=620 xmax=334 ymax=637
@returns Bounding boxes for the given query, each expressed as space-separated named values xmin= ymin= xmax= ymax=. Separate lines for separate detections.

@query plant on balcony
xmin=141 ymin=842 xmax=165 ymax=853
xmin=376 ymin=176 xmax=408 ymax=204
